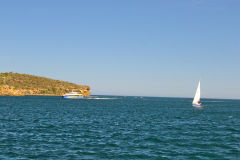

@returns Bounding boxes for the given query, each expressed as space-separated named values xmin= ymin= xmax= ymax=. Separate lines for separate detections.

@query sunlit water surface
xmin=0 ymin=96 xmax=239 ymax=159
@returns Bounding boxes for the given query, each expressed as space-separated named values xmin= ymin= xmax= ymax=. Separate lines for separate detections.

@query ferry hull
xmin=63 ymin=96 xmax=83 ymax=99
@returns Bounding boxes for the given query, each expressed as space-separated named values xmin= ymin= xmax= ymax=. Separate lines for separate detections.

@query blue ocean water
xmin=0 ymin=96 xmax=239 ymax=160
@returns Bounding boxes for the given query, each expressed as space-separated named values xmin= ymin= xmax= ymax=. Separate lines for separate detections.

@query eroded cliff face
xmin=0 ymin=73 xmax=91 ymax=96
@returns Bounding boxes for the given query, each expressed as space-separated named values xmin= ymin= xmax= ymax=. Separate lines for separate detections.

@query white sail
xmin=192 ymin=81 xmax=201 ymax=105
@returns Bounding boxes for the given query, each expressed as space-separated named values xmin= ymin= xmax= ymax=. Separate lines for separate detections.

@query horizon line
xmin=92 ymin=94 xmax=240 ymax=100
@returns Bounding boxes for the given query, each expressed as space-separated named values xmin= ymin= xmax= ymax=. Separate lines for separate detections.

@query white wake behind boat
xmin=192 ymin=80 xmax=201 ymax=107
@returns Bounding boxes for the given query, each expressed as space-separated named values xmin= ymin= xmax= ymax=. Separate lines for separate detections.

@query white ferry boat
xmin=63 ymin=92 xmax=83 ymax=99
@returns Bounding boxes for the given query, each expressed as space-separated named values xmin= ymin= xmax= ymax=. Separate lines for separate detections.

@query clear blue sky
xmin=0 ymin=0 xmax=239 ymax=99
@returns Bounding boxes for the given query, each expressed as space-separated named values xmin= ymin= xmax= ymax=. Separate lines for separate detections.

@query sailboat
xmin=192 ymin=80 xmax=201 ymax=107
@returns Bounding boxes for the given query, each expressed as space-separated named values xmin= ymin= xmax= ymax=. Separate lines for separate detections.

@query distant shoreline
xmin=1 ymin=94 xmax=238 ymax=101
xmin=0 ymin=72 xmax=91 ymax=97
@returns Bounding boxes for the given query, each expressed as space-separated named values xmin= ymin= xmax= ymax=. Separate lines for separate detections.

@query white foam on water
xmin=86 ymin=97 xmax=118 ymax=100
xmin=204 ymin=101 xmax=224 ymax=103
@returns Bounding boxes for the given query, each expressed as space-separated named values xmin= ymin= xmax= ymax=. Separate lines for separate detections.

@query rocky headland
xmin=0 ymin=72 xmax=90 ymax=96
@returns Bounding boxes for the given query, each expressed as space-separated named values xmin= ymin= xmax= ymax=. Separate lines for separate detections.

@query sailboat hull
xmin=192 ymin=103 xmax=201 ymax=107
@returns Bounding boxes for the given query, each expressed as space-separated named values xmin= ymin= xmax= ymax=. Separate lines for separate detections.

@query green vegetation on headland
xmin=0 ymin=72 xmax=90 ymax=96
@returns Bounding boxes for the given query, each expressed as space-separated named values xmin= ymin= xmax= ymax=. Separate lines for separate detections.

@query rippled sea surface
xmin=0 ymin=96 xmax=239 ymax=160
